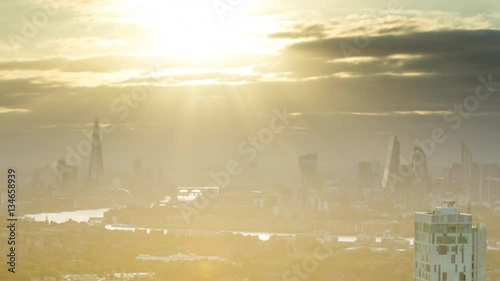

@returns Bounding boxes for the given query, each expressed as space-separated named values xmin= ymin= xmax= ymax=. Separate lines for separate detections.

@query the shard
xmin=88 ymin=119 xmax=104 ymax=188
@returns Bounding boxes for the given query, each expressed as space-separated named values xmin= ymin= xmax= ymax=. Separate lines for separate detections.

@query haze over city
xmin=1 ymin=0 xmax=500 ymax=182
xmin=1 ymin=0 xmax=500 ymax=281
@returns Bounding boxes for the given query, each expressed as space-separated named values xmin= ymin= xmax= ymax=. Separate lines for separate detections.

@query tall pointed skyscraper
xmin=88 ymin=119 xmax=104 ymax=188
xmin=381 ymin=136 xmax=400 ymax=191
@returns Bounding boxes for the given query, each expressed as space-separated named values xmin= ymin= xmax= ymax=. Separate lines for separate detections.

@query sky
xmin=1 ymin=0 xmax=500 ymax=184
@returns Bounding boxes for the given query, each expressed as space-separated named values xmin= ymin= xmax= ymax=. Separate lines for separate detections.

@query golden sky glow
xmin=2 ymin=0 xmax=500 ymax=174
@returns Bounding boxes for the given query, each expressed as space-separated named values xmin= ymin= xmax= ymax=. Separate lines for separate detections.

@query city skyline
xmin=1 ymin=0 xmax=500 ymax=176
xmin=0 ymin=1 xmax=499 ymax=280
xmin=11 ymin=127 xmax=500 ymax=188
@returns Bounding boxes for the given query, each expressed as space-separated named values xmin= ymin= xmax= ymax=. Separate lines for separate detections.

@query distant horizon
xmin=2 ymin=0 xmax=500 ymax=186
xmin=7 ymin=127 xmax=500 ymax=186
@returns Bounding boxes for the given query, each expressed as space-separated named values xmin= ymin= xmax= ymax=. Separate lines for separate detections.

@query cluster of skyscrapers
xmin=23 ymin=123 xmax=500 ymax=214
xmin=357 ymin=136 xmax=500 ymax=210
xmin=30 ymin=119 xmax=105 ymax=194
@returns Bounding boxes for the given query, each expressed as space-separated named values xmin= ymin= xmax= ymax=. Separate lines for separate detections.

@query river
xmin=23 ymin=208 xmax=414 ymax=244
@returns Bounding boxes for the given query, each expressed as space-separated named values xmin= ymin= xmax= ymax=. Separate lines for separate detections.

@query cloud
xmin=0 ymin=55 xmax=159 ymax=73
xmin=266 ymin=12 xmax=496 ymax=42
xmin=288 ymin=29 xmax=500 ymax=59
xmin=257 ymin=27 xmax=500 ymax=83
xmin=0 ymin=107 xmax=30 ymax=114
xmin=36 ymin=37 xmax=124 ymax=52
xmin=268 ymin=23 xmax=330 ymax=39
xmin=0 ymin=53 xmax=272 ymax=73
xmin=291 ymin=110 xmax=454 ymax=117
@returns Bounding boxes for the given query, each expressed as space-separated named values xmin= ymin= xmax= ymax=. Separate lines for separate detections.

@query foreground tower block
xmin=414 ymin=201 xmax=486 ymax=281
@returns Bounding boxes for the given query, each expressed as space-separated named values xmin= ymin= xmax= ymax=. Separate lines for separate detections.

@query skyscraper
xmin=414 ymin=201 xmax=486 ymax=281
xmin=133 ymin=158 xmax=142 ymax=187
xmin=447 ymin=163 xmax=462 ymax=189
xmin=412 ymin=146 xmax=431 ymax=209
xmin=471 ymin=162 xmax=481 ymax=201
xmin=412 ymin=147 xmax=429 ymax=179
xmin=381 ymin=136 xmax=400 ymax=191
xmin=296 ymin=152 xmax=319 ymax=212
xmin=462 ymin=143 xmax=473 ymax=199
xmin=481 ymin=163 xmax=500 ymax=202
xmin=297 ymin=152 xmax=319 ymax=189
xmin=88 ymin=119 xmax=104 ymax=188
xmin=481 ymin=163 xmax=499 ymax=179
xmin=57 ymin=159 xmax=77 ymax=190
xmin=461 ymin=143 xmax=472 ymax=183
xmin=358 ymin=162 xmax=374 ymax=190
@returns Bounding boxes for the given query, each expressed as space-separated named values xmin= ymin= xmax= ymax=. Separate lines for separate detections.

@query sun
xmin=114 ymin=0 xmax=266 ymax=62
